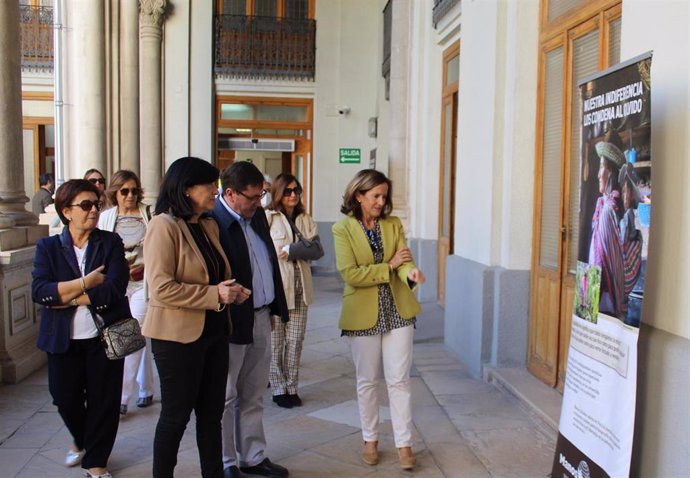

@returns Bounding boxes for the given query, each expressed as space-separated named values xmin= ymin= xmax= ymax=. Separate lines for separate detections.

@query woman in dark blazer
xmin=32 ymin=179 xmax=130 ymax=478
xmin=143 ymin=157 xmax=250 ymax=478
xmin=333 ymin=169 xmax=425 ymax=471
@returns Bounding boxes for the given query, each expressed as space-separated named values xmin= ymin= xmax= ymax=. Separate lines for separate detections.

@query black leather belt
xmin=254 ymin=305 xmax=268 ymax=311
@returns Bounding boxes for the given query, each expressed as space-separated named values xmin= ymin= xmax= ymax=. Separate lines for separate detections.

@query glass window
xmin=220 ymin=103 xmax=254 ymax=120
xmin=254 ymin=0 xmax=276 ymax=16
xmin=285 ymin=0 xmax=308 ymax=18
xmin=222 ymin=0 xmax=246 ymax=15
xmin=539 ymin=46 xmax=564 ymax=270
xmin=548 ymin=0 xmax=587 ymax=23
xmin=446 ymin=54 xmax=459 ymax=86
xmin=255 ymin=104 xmax=308 ymax=122
xmin=254 ymin=128 xmax=303 ymax=136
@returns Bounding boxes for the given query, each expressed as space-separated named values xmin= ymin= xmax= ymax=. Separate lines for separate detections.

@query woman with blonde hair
xmin=98 ymin=170 xmax=155 ymax=416
xmin=333 ymin=169 xmax=425 ymax=470
xmin=265 ymin=173 xmax=323 ymax=408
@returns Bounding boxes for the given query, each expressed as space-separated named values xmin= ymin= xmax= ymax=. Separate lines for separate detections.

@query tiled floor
xmin=0 ymin=275 xmax=555 ymax=477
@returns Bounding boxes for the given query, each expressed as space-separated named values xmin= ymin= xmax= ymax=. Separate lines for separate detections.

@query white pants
xmin=121 ymin=288 xmax=155 ymax=405
xmin=349 ymin=325 xmax=414 ymax=447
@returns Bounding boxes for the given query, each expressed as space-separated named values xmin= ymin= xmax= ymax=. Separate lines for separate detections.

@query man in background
xmin=31 ymin=173 xmax=54 ymax=215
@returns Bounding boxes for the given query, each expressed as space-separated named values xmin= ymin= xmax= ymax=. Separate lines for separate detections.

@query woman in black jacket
xmin=32 ymin=179 xmax=130 ymax=478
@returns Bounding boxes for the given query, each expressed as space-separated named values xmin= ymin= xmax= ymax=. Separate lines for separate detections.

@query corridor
xmin=0 ymin=275 xmax=556 ymax=477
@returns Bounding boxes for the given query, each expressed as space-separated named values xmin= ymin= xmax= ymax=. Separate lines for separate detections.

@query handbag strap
xmin=285 ymin=213 xmax=304 ymax=241
xmin=88 ymin=307 xmax=106 ymax=332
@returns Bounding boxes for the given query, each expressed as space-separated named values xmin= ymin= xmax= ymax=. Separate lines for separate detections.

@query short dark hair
xmin=220 ymin=161 xmax=264 ymax=194
xmin=39 ymin=173 xmax=54 ymax=186
xmin=105 ymin=170 xmax=143 ymax=207
xmin=155 ymin=157 xmax=219 ymax=220
xmin=54 ymin=179 xmax=101 ymax=225
xmin=340 ymin=169 xmax=393 ymax=220
xmin=268 ymin=173 xmax=304 ymax=219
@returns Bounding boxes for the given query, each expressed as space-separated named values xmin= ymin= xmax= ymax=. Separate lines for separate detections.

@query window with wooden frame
xmin=216 ymin=0 xmax=315 ymax=19
xmin=215 ymin=96 xmax=314 ymax=211
xmin=529 ymin=0 xmax=622 ymax=388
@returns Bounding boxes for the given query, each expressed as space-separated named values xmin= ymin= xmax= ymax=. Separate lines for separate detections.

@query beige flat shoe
xmin=362 ymin=440 xmax=379 ymax=465
xmin=398 ymin=446 xmax=416 ymax=470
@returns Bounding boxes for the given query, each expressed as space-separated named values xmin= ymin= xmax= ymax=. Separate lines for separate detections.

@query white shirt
xmin=71 ymin=244 xmax=99 ymax=339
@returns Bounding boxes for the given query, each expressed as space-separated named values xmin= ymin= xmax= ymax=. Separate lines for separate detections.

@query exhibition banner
xmin=551 ymin=52 xmax=653 ymax=478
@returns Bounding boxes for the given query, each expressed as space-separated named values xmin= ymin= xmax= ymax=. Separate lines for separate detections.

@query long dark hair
xmin=155 ymin=157 xmax=219 ymax=220
xmin=268 ymin=173 xmax=304 ymax=220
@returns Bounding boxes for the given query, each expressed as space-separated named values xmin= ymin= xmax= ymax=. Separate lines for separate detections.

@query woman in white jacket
xmin=266 ymin=174 xmax=323 ymax=408
xmin=98 ymin=170 xmax=155 ymax=416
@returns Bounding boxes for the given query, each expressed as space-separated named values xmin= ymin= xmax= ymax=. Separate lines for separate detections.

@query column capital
xmin=140 ymin=0 xmax=167 ymax=28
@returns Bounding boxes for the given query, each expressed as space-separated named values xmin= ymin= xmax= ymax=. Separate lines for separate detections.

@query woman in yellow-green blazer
xmin=333 ymin=169 xmax=425 ymax=471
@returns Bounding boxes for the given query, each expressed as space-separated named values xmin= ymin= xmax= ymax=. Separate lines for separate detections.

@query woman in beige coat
xmin=265 ymin=174 xmax=323 ymax=408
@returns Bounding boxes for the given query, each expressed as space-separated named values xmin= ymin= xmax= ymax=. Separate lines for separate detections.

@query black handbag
xmin=90 ymin=301 xmax=146 ymax=360
xmin=285 ymin=216 xmax=324 ymax=261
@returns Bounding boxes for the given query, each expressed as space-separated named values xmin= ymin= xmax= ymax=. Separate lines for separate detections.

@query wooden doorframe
xmin=437 ymin=40 xmax=460 ymax=305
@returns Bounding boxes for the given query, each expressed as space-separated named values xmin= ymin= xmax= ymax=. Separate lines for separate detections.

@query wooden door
xmin=528 ymin=4 xmax=621 ymax=388
xmin=437 ymin=41 xmax=459 ymax=305
xmin=438 ymin=94 xmax=457 ymax=304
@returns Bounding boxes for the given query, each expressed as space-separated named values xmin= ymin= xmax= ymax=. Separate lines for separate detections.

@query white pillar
xmin=388 ymin=0 xmax=411 ymax=222
xmin=120 ymin=0 xmax=140 ymax=174
xmin=63 ymin=0 xmax=107 ymax=179
xmin=0 ymin=1 xmax=36 ymax=226
xmin=139 ymin=0 xmax=166 ymax=204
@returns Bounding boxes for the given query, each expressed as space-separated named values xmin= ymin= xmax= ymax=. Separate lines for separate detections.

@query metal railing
xmin=215 ymin=15 xmax=316 ymax=80
xmin=432 ymin=0 xmax=460 ymax=28
xmin=20 ymin=4 xmax=54 ymax=72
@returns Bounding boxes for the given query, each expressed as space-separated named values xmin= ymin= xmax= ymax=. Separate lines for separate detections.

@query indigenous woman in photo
xmin=99 ymin=170 xmax=155 ymax=416
xmin=143 ymin=157 xmax=250 ymax=478
xmin=32 ymin=179 xmax=130 ymax=478
xmin=589 ymin=140 xmax=626 ymax=320
xmin=333 ymin=169 xmax=425 ymax=471
xmin=265 ymin=173 xmax=323 ymax=408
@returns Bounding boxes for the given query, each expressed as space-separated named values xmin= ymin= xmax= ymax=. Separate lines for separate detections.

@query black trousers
xmin=47 ymin=337 xmax=124 ymax=469
xmin=151 ymin=333 xmax=229 ymax=478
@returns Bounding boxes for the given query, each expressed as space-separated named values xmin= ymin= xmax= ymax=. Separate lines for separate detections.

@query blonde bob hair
xmin=340 ymin=169 xmax=393 ymax=220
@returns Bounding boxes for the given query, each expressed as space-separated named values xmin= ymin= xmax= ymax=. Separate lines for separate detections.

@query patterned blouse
xmin=342 ymin=220 xmax=415 ymax=337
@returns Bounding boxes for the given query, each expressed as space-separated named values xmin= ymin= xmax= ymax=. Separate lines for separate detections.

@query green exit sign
xmin=339 ymin=148 xmax=361 ymax=164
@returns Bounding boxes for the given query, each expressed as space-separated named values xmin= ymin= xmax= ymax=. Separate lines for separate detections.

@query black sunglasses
xmin=119 ymin=187 xmax=141 ymax=197
xmin=88 ymin=178 xmax=106 ymax=185
xmin=283 ymin=187 xmax=303 ymax=197
xmin=69 ymin=200 xmax=104 ymax=212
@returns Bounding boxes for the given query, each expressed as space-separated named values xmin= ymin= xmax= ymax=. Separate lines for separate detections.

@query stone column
xmin=120 ymin=0 xmax=140 ymax=174
xmin=0 ymin=1 xmax=49 ymax=383
xmin=63 ymin=0 xmax=107 ymax=179
xmin=139 ymin=0 xmax=167 ymax=204
xmin=0 ymin=1 xmax=38 ymax=227
xmin=388 ymin=0 xmax=411 ymax=223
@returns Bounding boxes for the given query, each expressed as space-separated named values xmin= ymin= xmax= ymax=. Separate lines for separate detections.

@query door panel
xmin=529 ymin=3 xmax=619 ymax=390
xmin=438 ymin=41 xmax=459 ymax=306
xmin=438 ymin=94 xmax=456 ymax=304
xmin=528 ymin=40 xmax=565 ymax=387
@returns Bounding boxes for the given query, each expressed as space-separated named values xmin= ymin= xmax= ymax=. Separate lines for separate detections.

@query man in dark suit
xmin=212 ymin=161 xmax=289 ymax=478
